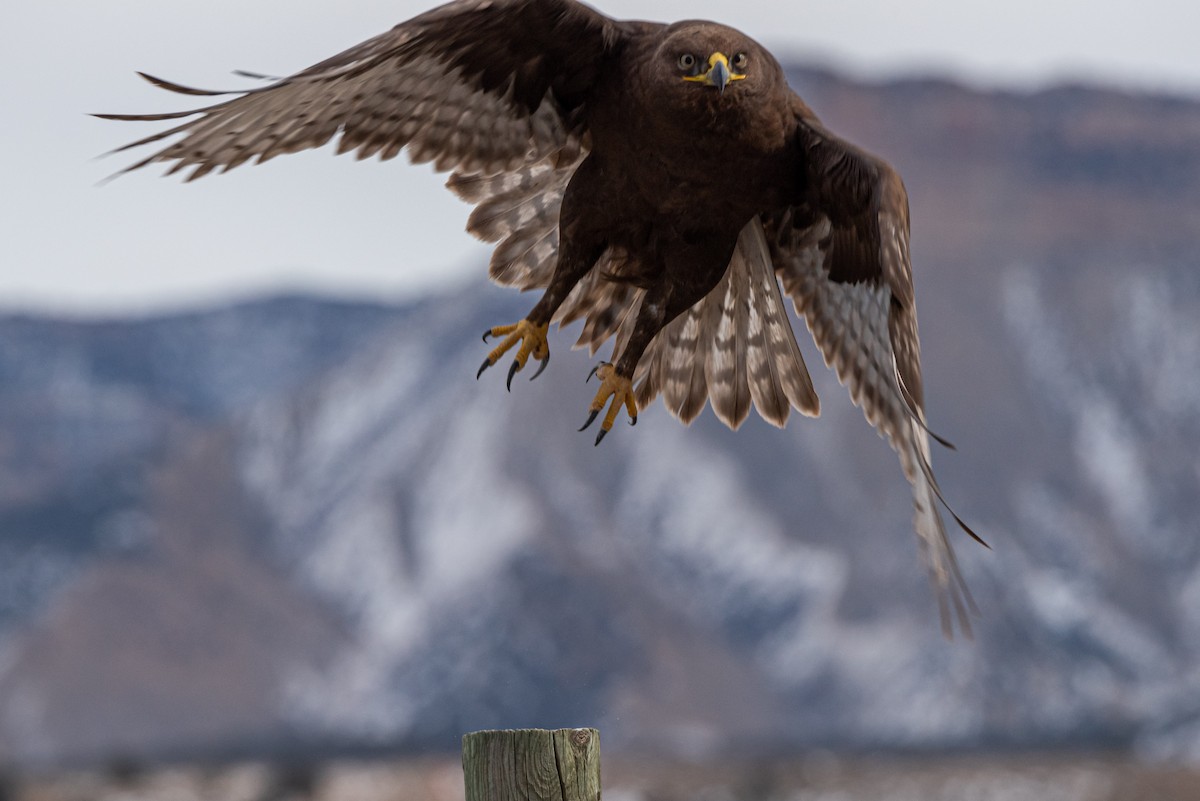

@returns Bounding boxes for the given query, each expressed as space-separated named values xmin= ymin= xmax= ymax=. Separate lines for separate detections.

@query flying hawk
xmin=99 ymin=0 xmax=984 ymax=634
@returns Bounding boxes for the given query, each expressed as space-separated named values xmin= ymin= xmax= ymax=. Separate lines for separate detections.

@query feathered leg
xmin=476 ymin=160 xmax=609 ymax=387
xmin=581 ymin=233 xmax=738 ymax=443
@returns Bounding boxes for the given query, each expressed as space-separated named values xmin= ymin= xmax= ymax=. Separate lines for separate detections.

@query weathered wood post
xmin=462 ymin=728 xmax=601 ymax=801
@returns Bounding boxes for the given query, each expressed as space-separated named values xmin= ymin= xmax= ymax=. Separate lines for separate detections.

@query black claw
xmin=579 ymin=409 xmax=599 ymax=432
xmin=482 ymin=329 xmax=493 ymax=343
xmin=586 ymin=364 xmax=600 ymax=383
xmin=629 ymin=416 xmax=638 ymax=427
xmin=594 ymin=428 xmax=609 ymax=446
xmin=476 ymin=358 xmax=492 ymax=380
xmin=529 ymin=354 xmax=549 ymax=381
xmin=506 ymin=360 xmax=520 ymax=391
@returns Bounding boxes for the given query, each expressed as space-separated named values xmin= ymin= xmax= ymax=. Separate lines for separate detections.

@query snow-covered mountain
xmin=0 ymin=68 xmax=1197 ymax=766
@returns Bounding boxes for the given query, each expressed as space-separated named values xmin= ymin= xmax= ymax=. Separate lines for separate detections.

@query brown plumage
xmin=98 ymin=0 xmax=983 ymax=635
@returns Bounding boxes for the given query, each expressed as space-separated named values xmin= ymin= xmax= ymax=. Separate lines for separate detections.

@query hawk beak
xmin=683 ymin=52 xmax=746 ymax=93
xmin=709 ymin=57 xmax=731 ymax=93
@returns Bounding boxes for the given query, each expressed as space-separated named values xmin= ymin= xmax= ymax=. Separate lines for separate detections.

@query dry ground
xmin=4 ymin=753 xmax=1199 ymax=801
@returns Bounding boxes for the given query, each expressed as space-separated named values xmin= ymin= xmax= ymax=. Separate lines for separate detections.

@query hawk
xmin=99 ymin=0 xmax=984 ymax=634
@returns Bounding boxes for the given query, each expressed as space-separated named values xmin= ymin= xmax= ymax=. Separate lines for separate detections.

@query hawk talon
xmin=580 ymin=362 xmax=637 ymax=446
xmin=476 ymin=319 xmax=550 ymax=387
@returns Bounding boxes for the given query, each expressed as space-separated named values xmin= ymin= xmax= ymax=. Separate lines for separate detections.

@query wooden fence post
xmin=462 ymin=728 xmax=600 ymax=801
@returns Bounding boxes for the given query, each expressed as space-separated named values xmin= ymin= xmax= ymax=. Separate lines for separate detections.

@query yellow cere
xmin=681 ymin=52 xmax=748 ymax=85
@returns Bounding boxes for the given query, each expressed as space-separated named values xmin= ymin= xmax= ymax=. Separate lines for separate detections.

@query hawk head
xmin=641 ymin=20 xmax=788 ymax=148
xmin=662 ymin=22 xmax=755 ymax=90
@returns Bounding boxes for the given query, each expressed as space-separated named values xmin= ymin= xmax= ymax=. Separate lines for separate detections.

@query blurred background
xmin=2 ymin=1 xmax=1200 ymax=799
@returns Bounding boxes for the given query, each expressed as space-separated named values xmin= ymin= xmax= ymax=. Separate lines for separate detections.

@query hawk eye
xmin=731 ymin=52 xmax=748 ymax=71
xmin=678 ymin=53 xmax=696 ymax=70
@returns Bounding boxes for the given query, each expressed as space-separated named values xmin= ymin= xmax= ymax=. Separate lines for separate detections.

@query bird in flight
xmin=99 ymin=0 xmax=984 ymax=634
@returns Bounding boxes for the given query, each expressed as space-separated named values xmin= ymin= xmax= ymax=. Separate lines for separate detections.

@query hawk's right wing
xmin=97 ymin=0 xmax=641 ymax=180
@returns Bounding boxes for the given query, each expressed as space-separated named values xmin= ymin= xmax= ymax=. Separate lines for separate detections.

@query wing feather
xmin=770 ymin=109 xmax=982 ymax=636
xmin=97 ymin=0 xmax=633 ymax=180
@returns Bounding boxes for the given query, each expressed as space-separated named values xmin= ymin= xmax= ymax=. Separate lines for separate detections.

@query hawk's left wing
xmin=767 ymin=105 xmax=985 ymax=637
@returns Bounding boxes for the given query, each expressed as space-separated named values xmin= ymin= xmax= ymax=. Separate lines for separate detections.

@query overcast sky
xmin=3 ymin=0 xmax=1198 ymax=315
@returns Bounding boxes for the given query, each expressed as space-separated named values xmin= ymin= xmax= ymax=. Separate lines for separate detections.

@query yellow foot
xmin=476 ymin=319 xmax=550 ymax=390
xmin=579 ymin=362 xmax=638 ymax=446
